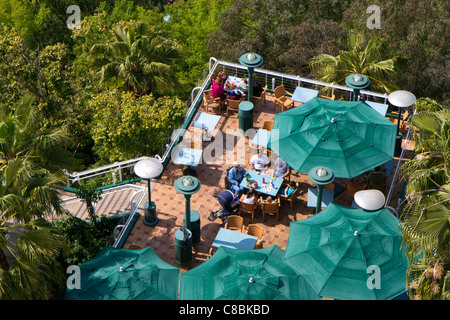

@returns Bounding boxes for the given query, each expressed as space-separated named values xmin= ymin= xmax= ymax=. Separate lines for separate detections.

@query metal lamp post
xmin=134 ymin=158 xmax=163 ymax=226
xmin=239 ymin=52 xmax=263 ymax=102
xmin=173 ymin=176 xmax=201 ymax=265
xmin=174 ymin=176 xmax=201 ymax=242
xmin=388 ymin=90 xmax=416 ymax=155
xmin=345 ymin=73 xmax=370 ymax=101
xmin=308 ymin=166 xmax=335 ymax=214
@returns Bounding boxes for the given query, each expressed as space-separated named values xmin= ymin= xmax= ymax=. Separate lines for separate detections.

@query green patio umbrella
xmin=284 ymin=203 xmax=408 ymax=300
xmin=180 ymin=245 xmax=320 ymax=300
xmin=267 ymin=97 xmax=397 ymax=178
xmin=65 ymin=246 xmax=180 ymax=300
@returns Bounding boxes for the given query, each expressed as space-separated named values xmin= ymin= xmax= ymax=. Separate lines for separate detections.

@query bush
xmin=53 ymin=213 xmax=123 ymax=267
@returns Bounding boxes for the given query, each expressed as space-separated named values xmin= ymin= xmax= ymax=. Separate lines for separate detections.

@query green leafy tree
xmin=89 ymin=90 xmax=186 ymax=163
xmin=72 ymin=180 xmax=103 ymax=226
xmin=310 ymin=30 xmax=398 ymax=93
xmin=0 ymin=214 xmax=65 ymax=299
xmin=90 ymin=22 xmax=181 ymax=96
xmin=400 ymin=107 xmax=450 ymax=300
xmin=0 ymin=95 xmax=76 ymax=173
xmin=0 ymin=156 xmax=66 ymax=299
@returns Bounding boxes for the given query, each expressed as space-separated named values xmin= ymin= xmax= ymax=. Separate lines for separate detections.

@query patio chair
xmin=262 ymin=121 xmax=273 ymax=131
xmin=127 ymin=244 xmax=142 ymax=250
xmin=238 ymin=200 xmax=260 ymax=223
xmin=226 ymin=98 xmax=242 ymax=117
xmin=252 ymin=84 xmax=268 ymax=110
xmin=261 ymin=197 xmax=280 ymax=221
xmin=366 ymin=183 xmax=387 ymax=195
xmin=277 ymin=183 xmax=299 ymax=210
xmin=224 ymin=215 xmax=244 ymax=233
xmin=247 ymin=224 xmax=264 ymax=248
xmin=343 ymin=178 xmax=363 ymax=202
xmin=273 ymin=85 xmax=294 ymax=112
xmin=203 ymin=89 xmax=222 ymax=113
xmin=318 ymin=94 xmax=336 ymax=100
xmin=389 ymin=110 xmax=409 ymax=133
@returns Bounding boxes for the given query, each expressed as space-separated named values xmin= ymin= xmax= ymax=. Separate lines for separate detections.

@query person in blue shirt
xmin=281 ymin=181 xmax=297 ymax=197
xmin=227 ymin=161 xmax=246 ymax=195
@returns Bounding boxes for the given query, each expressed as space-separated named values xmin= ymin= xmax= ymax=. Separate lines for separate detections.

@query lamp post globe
xmin=134 ymin=158 xmax=163 ymax=226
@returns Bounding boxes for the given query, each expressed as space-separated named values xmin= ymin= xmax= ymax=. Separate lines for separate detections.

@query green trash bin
xmin=175 ymin=228 xmax=192 ymax=265
xmin=184 ymin=210 xmax=200 ymax=246
xmin=239 ymin=101 xmax=254 ymax=132
xmin=143 ymin=201 xmax=158 ymax=226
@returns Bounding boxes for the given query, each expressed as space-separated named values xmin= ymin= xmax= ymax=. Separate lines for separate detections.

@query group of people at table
xmin=210 ymin=71 xmax=264 ymax=102
xmin=227 ymin=149 xmax=296 ymax=211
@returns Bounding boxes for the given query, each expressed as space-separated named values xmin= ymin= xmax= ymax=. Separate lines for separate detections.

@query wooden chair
xmin=238 ymin=200 xmax=260 ymax=223
xmin=366 ymin=183 xmax=387 ymax=195
xmin=318 ymin=94 xmax=336 ymax=100
xmin=128 ymin=244 xmax=142 ymax=250
xmin=262 ymin=121 xmax=273 ymax=131
xmin=226 ymin=98 xmax=242 ymax=117
xmin=252 ymin=84 xmax=268 ymax=109
xmin=343 ymin=178 xmax=363 ymax=202
xmin=203 ymin=89 xmax=222 ymax=113
xmin=247 ymin=224 xmax=264 ymax=248
xmin=224 ymin=215 xmax=244 ymax=233
xmin=261 ymin=198 xmax=280 ymax=221
xmin=273 ymin=85 xmax=294 ymax=112
xmin=389 ymin=110 xmax=409 ymax=133
xmin=277 ymin=183 xmax=299 ymax=210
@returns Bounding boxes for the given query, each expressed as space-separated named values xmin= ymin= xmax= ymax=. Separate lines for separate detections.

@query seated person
xmin=250 ymin=149 xmax=270 ymax=172
xmin=280 ymin=181 xmax=297 ymax=197
xmin=263 ymin=196 xmax=277 ymax=203
xmin=227 ymin=161 xmax=246 ymax=195
xmin=212 ymin=72 xmax=227 ymax=101
xmin=272 ymin=157 xmax=290 ymax=179
xmin=240 ymin=188 xmax=259 ymax=208
xmin=366 ymin=166 xmax=386 ymax=187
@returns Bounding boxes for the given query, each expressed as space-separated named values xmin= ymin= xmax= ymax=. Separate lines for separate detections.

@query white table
xmin=251 ymin=129 xmax=271 ymax=148
xmin=172 ymin=147 xmax=203 ymax=167
xmin=307 ymin=188 xmax=334 ymax=208
xmin=211 ymin=228 xmax=258 ymax=251
xmin=291 ymin=87 xmax=319 ymax=104
xmin=192 ymin=112 xmax=221 ymax=131
xmin=364 ymin=101 xmax=389 ymax=116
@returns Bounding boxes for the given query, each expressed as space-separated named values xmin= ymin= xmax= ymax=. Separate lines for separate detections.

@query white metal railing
xmin=208 ymin=57 xmax=390 ymax=103
xmin=63 ymin=156 xmax=159 ymax=185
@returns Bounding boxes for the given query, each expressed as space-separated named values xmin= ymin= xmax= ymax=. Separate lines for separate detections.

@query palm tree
xmin=0 ymin=157 xmax=66 ymax=299
xmin=310 ymin=30 xmax=398 ymax=93
xmin=400 ymin=108 xmax=450 ymax=300
xmin=0 ymin=95 xmax=76 ymax=172
xmin=90 ymin=22 xmax=181 ymax=96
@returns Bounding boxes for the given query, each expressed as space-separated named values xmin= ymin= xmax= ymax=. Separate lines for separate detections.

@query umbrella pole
xmin=316 ymin=186 xmax=323 ymax=214
xmin=397 ymin=108 xmax=402 ymax=136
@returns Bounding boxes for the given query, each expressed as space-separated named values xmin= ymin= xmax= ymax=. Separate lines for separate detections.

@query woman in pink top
xmin=212 ymin=72 xmax=227 ymax=101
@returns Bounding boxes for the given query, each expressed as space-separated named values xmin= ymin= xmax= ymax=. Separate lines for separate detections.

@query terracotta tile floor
xmin=116 ymin=94 xmax=414 ymax=273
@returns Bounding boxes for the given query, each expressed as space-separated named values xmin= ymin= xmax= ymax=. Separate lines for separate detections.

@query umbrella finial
xmin=249 ymin=277 xmax=255 ymax=283
xmin=120 ymin=266 xmax=124 ymax=272
xmin=354 ymin=231 xmax=359 ymax=236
